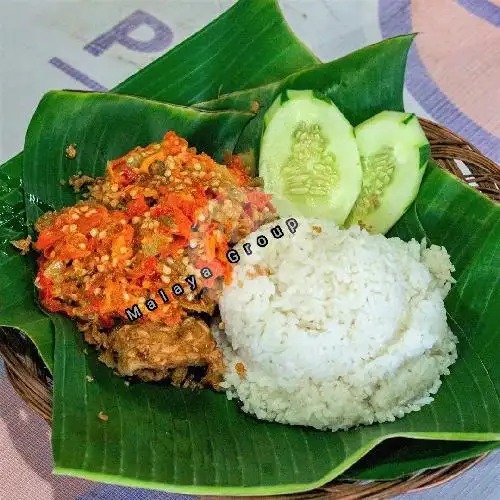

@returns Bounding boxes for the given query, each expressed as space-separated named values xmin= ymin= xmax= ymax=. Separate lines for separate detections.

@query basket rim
xmin=0 ymin=117 xmax=499 ymax=499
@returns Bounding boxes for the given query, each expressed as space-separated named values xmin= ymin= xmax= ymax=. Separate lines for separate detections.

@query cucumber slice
xmin=259 ymin=90 xmax=362 ymax=224
xmin=346 ymin=111 xmax=430 ymax=234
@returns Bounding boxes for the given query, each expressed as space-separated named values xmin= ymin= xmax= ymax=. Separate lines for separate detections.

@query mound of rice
xmin=216 ymin=218 xmax=458 ymax=431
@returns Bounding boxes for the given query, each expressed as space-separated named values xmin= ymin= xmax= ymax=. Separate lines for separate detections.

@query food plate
xmin=0 ymin=0 xmax=499 ymax=495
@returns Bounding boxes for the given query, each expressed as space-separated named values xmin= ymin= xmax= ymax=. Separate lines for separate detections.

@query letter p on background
xmin=84 ymin=10 xmax=173 ymax=56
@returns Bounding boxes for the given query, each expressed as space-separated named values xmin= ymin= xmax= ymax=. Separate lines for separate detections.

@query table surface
xmin=1 ymin=1 xmax=499 ymax=499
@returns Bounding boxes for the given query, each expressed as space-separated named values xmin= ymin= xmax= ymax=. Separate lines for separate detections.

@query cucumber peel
xmin=346 ymin=110 xmax=430 ymax=234
xmin=259 ymin=90 xmax=362 ymax=224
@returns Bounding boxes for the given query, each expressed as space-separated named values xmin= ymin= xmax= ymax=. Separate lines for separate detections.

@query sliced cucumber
xmin=346 ymin=111 xmax=430 ymax=234
xmin=259 ymin=89 xmax=362 ymax=224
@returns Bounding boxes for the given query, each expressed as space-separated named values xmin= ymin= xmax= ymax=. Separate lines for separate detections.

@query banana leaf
xmin=343 ymin=438 xmax=500 ymax=480
xmin=18 ymin=25 xmax=500 ymax=494
xmin=346 ymin=164 xmax=500 ymax=480
xmin=2 ymin=0 xmax=500 ymax=493
xmin=0 ymin=154 xmax=55 ymax=370
xmin=0 ymin=0 xmax=319 ymax=370
xmin=23 ymin=91 xmax=252 ymax=225
xmin=197 ymin=34 xmax=413 ymax=156
xmin=116 ymin=0 xmax=319 ymax=104
xmin=46 ymin=163 xmax=500 ymax=493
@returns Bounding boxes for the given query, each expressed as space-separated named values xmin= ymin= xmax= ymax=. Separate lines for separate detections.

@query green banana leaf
xmin=23 ymin=91 xmax=252 ymax=225
xmin=197 ymin=34 xmax=413 ymax=155
xmin=343 ymin=438 xmax=500 ymax=480
xmin=0 ymin=0 xmax=319 ymax=370
xmin=1 ymin=0 xmax=499 ymax=493
xmin=0 ymin=154 xmax=55 ymax=370
xmin=46 ymin=160 xmax=500 ymax=494
xmin=347 ymin=166 xmax=500 ymax=481
xmin=18 ymin=26 xmax=500 ymax=496
xmin=116 ymin=0 xmax=319 ymax=104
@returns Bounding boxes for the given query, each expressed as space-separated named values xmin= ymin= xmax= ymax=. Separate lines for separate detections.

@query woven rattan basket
xmin=1 ymin=118 xmax=499 ymax=499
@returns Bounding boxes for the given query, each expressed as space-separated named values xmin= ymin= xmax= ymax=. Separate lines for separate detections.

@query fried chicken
xmin=33 ymin=131 xmax=276 ymax=388
xmin=95 ymin=317 xmax=224 ymax=387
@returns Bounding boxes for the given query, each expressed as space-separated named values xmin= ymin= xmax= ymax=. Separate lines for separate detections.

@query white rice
xmin=216 ymin=218 xmax=458 ymax=431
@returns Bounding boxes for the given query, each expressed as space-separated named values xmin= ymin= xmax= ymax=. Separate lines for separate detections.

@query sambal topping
xmin=235 ymin=362 xmax=246 ymax=379
xmin=33 ymin=131 xmax=277 ymax=388
xmin=247 ymin=264 xmax=272 ymax=279
xmin=250 ymin=100 xmax=260 ymax=113
xmin=65 ymin=143 xmax=78 ymax=160
xmin=69 ymin=174 xmax=95 ymax=193
xmin=11 ymin=235 xmax=32 ymax=255
xmin=97 ymin=411 xmax=109 ymax=422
